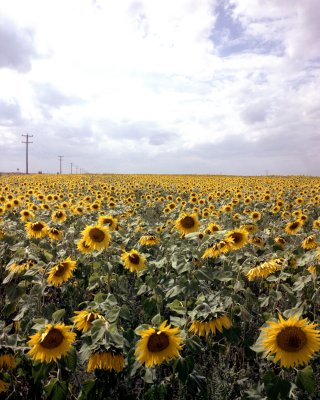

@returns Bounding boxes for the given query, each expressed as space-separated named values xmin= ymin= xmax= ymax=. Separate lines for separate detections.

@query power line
xmin=58 ymin=155 xmax=64 ymax=174
xmin=21 ymin=133 xmax=33 ymax=174
xmin=70 ymin=162 xmax=73 ymax=174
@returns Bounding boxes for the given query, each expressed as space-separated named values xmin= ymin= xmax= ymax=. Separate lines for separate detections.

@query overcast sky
xmin=0 ymin=0 xmax=319 ymax=175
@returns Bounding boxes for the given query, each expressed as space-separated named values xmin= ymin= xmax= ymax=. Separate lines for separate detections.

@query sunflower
xmin=206 ymin=222 xmax=221 ymax=234
xmin=285 ymin=220 xmax=303 ymax=235
xmin=249 ymin=236 xmax=265 ymax=248
xmin=46 ymin=227 xmax=63 ymax=241
xmin=135 ymin=321 xmax=183 ymax=367
xmin=250 ymin=211 xmax=261 ymax=221
xmin=240 ymin=224 xmax=258 ymax=234
xmin=274 ymin=236 xmax=286 ymax=247
xmin=87 ymin=351 xmax=125 ymax=373
xmin=81 ymin=225 xmax=111 ymax=251
xmin=0 ymin=380 xmax=9 ymax=394
xmin=77 ymin=238 xmax=93 ymax=254
xmin=313 ymin=219 xmax=320 ymax=229
xmin=47 ymin=257 xmax=76 ymax=286
xmin=139 ymin=235 xmax=160 ymax=245
xmin=259 ymin=314 xmax=320 ymax=368
xmin=121 ymin=249 xmax=146 ymax=273
xmin=20 ymin=209 xmax=35 ymax=222
xmin=175 ymin=213 xmax=200 ymax=235
xmin=301 ymin=234 xmax=318 ymax=250
xmin=28 ymin=323 xmax=76 ymax=363
xmin=247 ymin=258 xmax=285 ymax=281
xmin=25 ymin=221 xmax=48 ymax=239
xmin=7 ymin=260 xmax=29 ymax=275
xmin=72 ymin=310 xmax=105 ymax=333
xmin=202 ymin=240 xmax=232 ymax=259
xmin=51 ymin=210 xmax=67 ymax=223
xmin=224 ymin=228 xmax=248 ymax=250
xmin=0 ymin=353 xmax=16 ymax=369
xmin=189 ymin=315 xmax=232 ymax=337
xmin=97 ymin=215 xmax=118 ymax=231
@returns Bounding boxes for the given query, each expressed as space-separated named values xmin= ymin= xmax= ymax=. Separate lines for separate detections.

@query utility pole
xmin=70 ymin=162 xmax=73 ymax=174
xmin=22 ymin=133 xmax=33 ymax=174
xmin=58 ymin=155 xmax=64 ymax=174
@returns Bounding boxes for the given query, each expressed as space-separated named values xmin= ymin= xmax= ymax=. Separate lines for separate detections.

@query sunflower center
xmin=147 ymin=332 xmax=169 ymax=352
xmin=103 ymin=218 xmax=112 ymax=225
xmin=276 ymin=327 xmax=307 ymax=352
xmin=230 ymin=233 xmax=243 ymax=244
xmin=181 ymin=216 xmax=195 ymax=229
xmin=54 ymin=262 xmax=68 ymax=277
xmin=32 ymin=222 xmax=44 ymax=231
xmin=40 ymin=328 xmax=64 ymax=349
xmin=129 ymin=253 xmax=140 ymax=264
xmin=290 ymin=222 xmax=299 ymax=230
xmin=89 ymin=228 xmax=105 ymax=242
xmin=56 ymin=212 xmax=63 ymax=218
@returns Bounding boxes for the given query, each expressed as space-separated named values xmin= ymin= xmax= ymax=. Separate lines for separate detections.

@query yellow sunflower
xmin=247 ymin=258 xmax=285 ymax=281
xmin=77 ymin=238 xmax=93 ymax=254
xmin=51 ymin=210 xmax=67 ymax=223
xmin=260 ymin=314 xmax=320 ymax=368
xmin=87 ymin=351 xmax=125 ymax=373
xmin=20 ymin=209 xmax=35 ymax=222
xmin=285 ymin=220 xmax=303 ymax=235
xmin=47 ymin=257 xmax=76 ymax=286
xmin=0 ymin=353 xmax=16 ymax=369
xmin=135 ymin=321 xmax=183 ymax=367
xmin=240 ymin=224 xmax=258 ymax=234
xmin=121 ymin=249 xmax=146 ymax=273
xmin=25 ymin=221 xmax=48 ymax=239
xmin=139 ymin=235 xmax=160 ymax=245
xmin=301 ymin=234 xmax=318 ymax=250
xmin=175 ymin=213 xmax=200 ymax=235
xmin=312 ymin=219 xmax=320 ymax=229
xmin=224 ymin=228 xmax=248 ymax=250
xmin=97 ymin=215 xmax=118 ymax=231
xmin=251 ymin=211 xmax=261 ymax=221
xmin=202 ymin=240 xmax=232 ymax=259
xmin=28 ymin=323 xmax=76 ymax=363
xmin=46 ymin=227 xmax=63 ymax=241
xmin=72 ymin=310 xmax=105 ymax=333
xmin=81 ymin=225 xmax=111 ymax=251
xmin=274 ymin=236 xmax=286 ymax=247
xmin=189 ymin=315 xmax=232 ymax=337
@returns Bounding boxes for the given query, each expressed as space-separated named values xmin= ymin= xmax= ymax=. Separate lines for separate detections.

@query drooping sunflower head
xmin=246 ymin=258 xmax=285 ymax=281
xmin=28 ymin=323 xmax=76 ymax=363
xmin=81 ymin=225 xmax=111 ymax=251
xmin=175 ymin=213 xmax=200 ymax=235
xmin=260 ymin=314 xmax=320 ymax=368
xmin=72 ymin=310 xmax=105 ymax=333
xmin=47 ymin=257 xmax=76 ymax=286
xmin=139 ymin=234 xmax=160 ymax=246
xmin=121 ymin=249 xmax=146 ymax=273
xmin=25 ymin=221 xmax=48 ymax=239
xmin=87 ymin=351 xmax=125 ymax=373
xmin=224 ymin=228 xmax=248 ymax=250
xmin=135 ymin=321 xmax=183 ymax=367
xmin=189 ymin=314 xmax=232 ymax=337
xmin=0 ymin=353 xmax=16 ymax=369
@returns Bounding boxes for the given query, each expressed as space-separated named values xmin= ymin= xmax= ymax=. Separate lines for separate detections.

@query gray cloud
xmin=0 ymin=99 xmax=23 ymax=126
xmin=34 ymin=83 xmax=84 ymax=109
xmin=0 ymin=18 xmax=37 ymax=72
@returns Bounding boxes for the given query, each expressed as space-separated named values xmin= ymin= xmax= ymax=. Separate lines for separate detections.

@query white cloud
xmin=0 ymin=0 xmax=319 ymax=174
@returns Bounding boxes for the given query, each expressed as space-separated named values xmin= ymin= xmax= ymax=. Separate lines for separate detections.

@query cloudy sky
xmin=0 ymin=0 xmax=319 ymax=175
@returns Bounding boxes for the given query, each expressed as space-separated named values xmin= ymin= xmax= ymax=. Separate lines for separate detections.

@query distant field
xmin=1 ymin=174 xmax=320 ymax=399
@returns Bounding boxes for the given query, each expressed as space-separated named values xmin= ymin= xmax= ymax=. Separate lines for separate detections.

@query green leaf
xmin=263 ymin=370 xmax=291 ymax=399
xmin=151 ymin=313 xmax=162 ymax=325
xmin=78 ymin=380 xmax=96 ymax=400
xmin=52 ymin=309 xmax=65 ymax=322
xmin=143 ymin=367 xmax=156 ymax=383
xmin=61 ymin=347 xmax=77 ymax=372
xmin=44 ymin=379 xmax=68 ymax=400
xmin=296 ymin=365 xmax=315 ymax=394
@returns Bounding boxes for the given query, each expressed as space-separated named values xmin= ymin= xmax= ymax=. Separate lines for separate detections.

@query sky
xmin=0 ymin=0 xmax=319 ymax=175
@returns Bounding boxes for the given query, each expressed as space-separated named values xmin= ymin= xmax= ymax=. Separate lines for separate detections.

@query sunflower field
xmin=0 ymin=174 xmax=320 ymax=399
